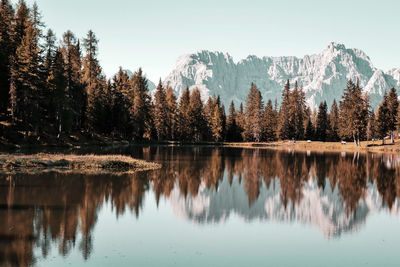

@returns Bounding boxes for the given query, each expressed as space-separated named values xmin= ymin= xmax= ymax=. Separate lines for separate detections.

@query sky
xmin=23 ymin=0 xmax=400 ymax=83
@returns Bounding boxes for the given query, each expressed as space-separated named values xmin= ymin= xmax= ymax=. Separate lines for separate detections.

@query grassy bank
xmin=0 ymin=154 xmax=161 ymax=174
xmin=222 ymin=140 xmax=400 ymax=154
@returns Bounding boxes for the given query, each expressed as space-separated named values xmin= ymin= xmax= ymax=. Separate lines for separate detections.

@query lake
xmin=1 ymin=146 xmax=399 ymax=267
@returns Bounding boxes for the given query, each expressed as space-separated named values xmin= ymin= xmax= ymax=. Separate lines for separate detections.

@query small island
xmin=0 ymin=154 xmax=161 ymax=174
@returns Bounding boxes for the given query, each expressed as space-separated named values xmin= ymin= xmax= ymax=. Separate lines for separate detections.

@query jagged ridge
xmin=163 ymin=43 xmax=400 ymax=110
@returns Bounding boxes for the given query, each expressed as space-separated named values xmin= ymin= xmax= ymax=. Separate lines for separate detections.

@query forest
xmin=1 ymin=0 xmax=399 ymax=146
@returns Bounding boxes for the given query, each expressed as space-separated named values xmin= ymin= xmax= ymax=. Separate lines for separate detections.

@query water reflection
xmin=1 ymin=147 xmax=400 ymax=266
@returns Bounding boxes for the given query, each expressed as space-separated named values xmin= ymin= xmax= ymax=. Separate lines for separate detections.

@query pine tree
xmin=47 ymin=49 xmax=68 ymax=136
xmin=131 ymin=68 xmax=152 ymax=140
xmin=188 ymin=88 xmax=206 ymax=142
xmin=61 ymin=31 xmax=86 ymax=131
xmin=305 ymin=116 xmax=314 ymax=140
xmin=377 ymin=93 xmax=390 ymax=145
xmin=177 ymin=87 xmax=191 ymax=141
xmin=9 ymin=4 xmax=43 ymax=135
xmin=153 ymin=80 xmax=168 ymax=140
xmin=236 ymin=102 xmax=245 ymax=140
xmin=165 ymin=85 xmax=177 ymax=140
xmin=366 ymin=109 xmax=377 ymax=141
xmin=262 ymin=99 xmax=277 ymax=141
xmin=288 ymin=82 xmax=306 ymax=140
xmin=12 ymin=0 xmax=29 ymax=52
xmin=315 ymin=101 xmax=328 ymax=141
xmin=226 ymin=101 xmax=239 ymax=141
xmin=386 ymin=87 xmax=399 ymax=143
xmin=244 ymin=83 xmax=263 ymax=142
xmin=111 ymin=68 xmax=131 ymax=138
xmin=82 ymin=30 xmax=104 ymax=134
xmin=329 ymin=100 xmax=340 ymax=141
xmin=339 ymin=79 xmax=368 ymax=146
xmin=0 ymin=0 xmax=14 ymax=114
xmin=211 ymin=103 xmax=223 ymax=141
xmin=279 ymin=80 xmax=291 ymax=140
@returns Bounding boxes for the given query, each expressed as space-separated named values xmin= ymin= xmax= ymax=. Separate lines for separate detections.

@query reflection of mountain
xmin=169 ymin=174 xmax=400 ymax=238
xmin=1 ymin=147 xmax=400 ymax=267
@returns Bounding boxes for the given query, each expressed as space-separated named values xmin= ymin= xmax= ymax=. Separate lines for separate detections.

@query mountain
xmin=163 ymin=43 xmax=400 ymax=110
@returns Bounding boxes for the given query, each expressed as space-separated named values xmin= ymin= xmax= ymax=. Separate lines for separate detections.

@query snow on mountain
xmin=163 ymin=43 xmax=399 ymax=110
xmin=167 ymin=175 xmax=400 ymax=238
xmin=387 ymin=68 xmax=400 ymax=87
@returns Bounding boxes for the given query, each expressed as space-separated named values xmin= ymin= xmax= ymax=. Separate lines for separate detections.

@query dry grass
xmin=223 ymin=140 xmax=400 ymax=154
xmin=0 ymin=153 xmax=161 ymax=174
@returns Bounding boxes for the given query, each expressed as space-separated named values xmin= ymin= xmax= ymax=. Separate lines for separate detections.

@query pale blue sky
xmin=24 ymin=0 xmax=400 ymax=82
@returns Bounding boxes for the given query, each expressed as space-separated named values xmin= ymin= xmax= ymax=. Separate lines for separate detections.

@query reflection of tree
xmin=1 ymin=147 xmax=400 ymax=266
xmin=0 ymin=172 xmax=149 ymax=267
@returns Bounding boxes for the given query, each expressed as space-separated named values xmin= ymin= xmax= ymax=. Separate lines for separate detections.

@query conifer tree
xmin=377 ymin=93 xmax=390 ymax=144
xmin=262 ymin=99 xmax=277 ymax=141
xmin=12 ymin=0 xmax=29 ymax=52
xmin=305 ymin=116 xmax=314 ymax=140
xmin=9 ymin=4 xmax=43 ymax=135
xmin=111 ymin=68 xmax=131 ymax=137
xmin=82 ymin=30 xmax=105 ymax=133
xmin=61 ymin=31 xmax=86 ymax=130
xmin=188 ymin=88 xmax=206 ymax=142
xmin=165 ymin=85 xmax=177 ymax=140
xmin=329 ymin=100 xmax=340 ymax=141
xmin=244 ymin=83 xmax=263 ymax=142
xmin=47 ymin=49 xmax=68 ymax=136
xmin=366 ymin=110 xmax=377 ymax=141
xmin=339 ymin=79 xmax=368 ymax=146
xmin=315 ymin=101 xmax=328 ymax=141
xmin=211 ymin=103 xmax=223 ymax=141
xmin=226 ymin=101 xmax=239 ymax=141
xmin=131 ymin=68 xmax=152 ymax=140
xmin=386 ymin=87 xmax=399 ymax=143
xmin=288 ymin=82 xmax=306 ymax=140
xmin=0 ymin=0 xmax=14 ymax=114
xmin=279 ymin=80 xmax=291 ymax=140
xmin=177 ymin=87 xmax=191 ymax=141
xmin=153 ymin=80 xmax=168 ymax=140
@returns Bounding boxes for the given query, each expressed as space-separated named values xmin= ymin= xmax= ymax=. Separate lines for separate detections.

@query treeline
xmin=1 ymin=1 xmax=399 ymax=145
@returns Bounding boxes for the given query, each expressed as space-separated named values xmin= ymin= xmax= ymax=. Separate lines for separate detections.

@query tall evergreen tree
xmin=47 ymin=48 xmax=68 ymax=136
xmin=177 ymin=87 xmax=191 ymax=141
xmin=165 ymin=84 xmax=177 ymax=140
xmin=339 ymin=79 xmax=368 ymax=146
xmin=82 ymin=30 xmax=104 ymax=133
xmin=288 ymin=82 xmax=306 ymax=140
xmin=133 ymin=69 xmax=152 ymax=140
xmin=111 ymin=68 xmax=131 ymax=137
xmin=315 ymin=101 xmax=328 ymax=141
xmin=386 ymin=87 xmax=399 ymax=143
xmin=153 ymin=80 xmax=168 ymax=140
xmin=376 ymin=92 xmax=390 ymax=145
xmin=9 ymin=4 xmax=43 ymax=135
xmin=262 ymin=99 xmax=277 ymax=141
xmin=244 ymin=83 xmax=263 ymax=142
xmin=279 ymin=80 xmax=291 ymax=140
xmin=0 ymin=0 xmax=14 ymax=114
xmin=188 ymin=88 xmax=206 ymax=142
xmin=329 ymin=100 xmax=340 ymax=141
xmin=226 ymin=101 xmax=239 ymax=141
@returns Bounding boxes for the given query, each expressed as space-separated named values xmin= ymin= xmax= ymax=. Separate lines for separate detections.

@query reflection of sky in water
xmin=1 ymin=147 xmax=400 ymax=267
xmin=35 ymin=191 xmax=400 ymax=267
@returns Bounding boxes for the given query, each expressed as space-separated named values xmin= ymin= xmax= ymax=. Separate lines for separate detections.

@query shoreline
xmin=2 ymin=137 xmax=400 ymax=155
xmin=0 ymin=154 xmax=161 ymax=174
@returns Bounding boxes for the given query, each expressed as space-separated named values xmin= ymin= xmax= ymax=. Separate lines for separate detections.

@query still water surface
xmin=1 ymin=146 xmax=399 ymax=266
